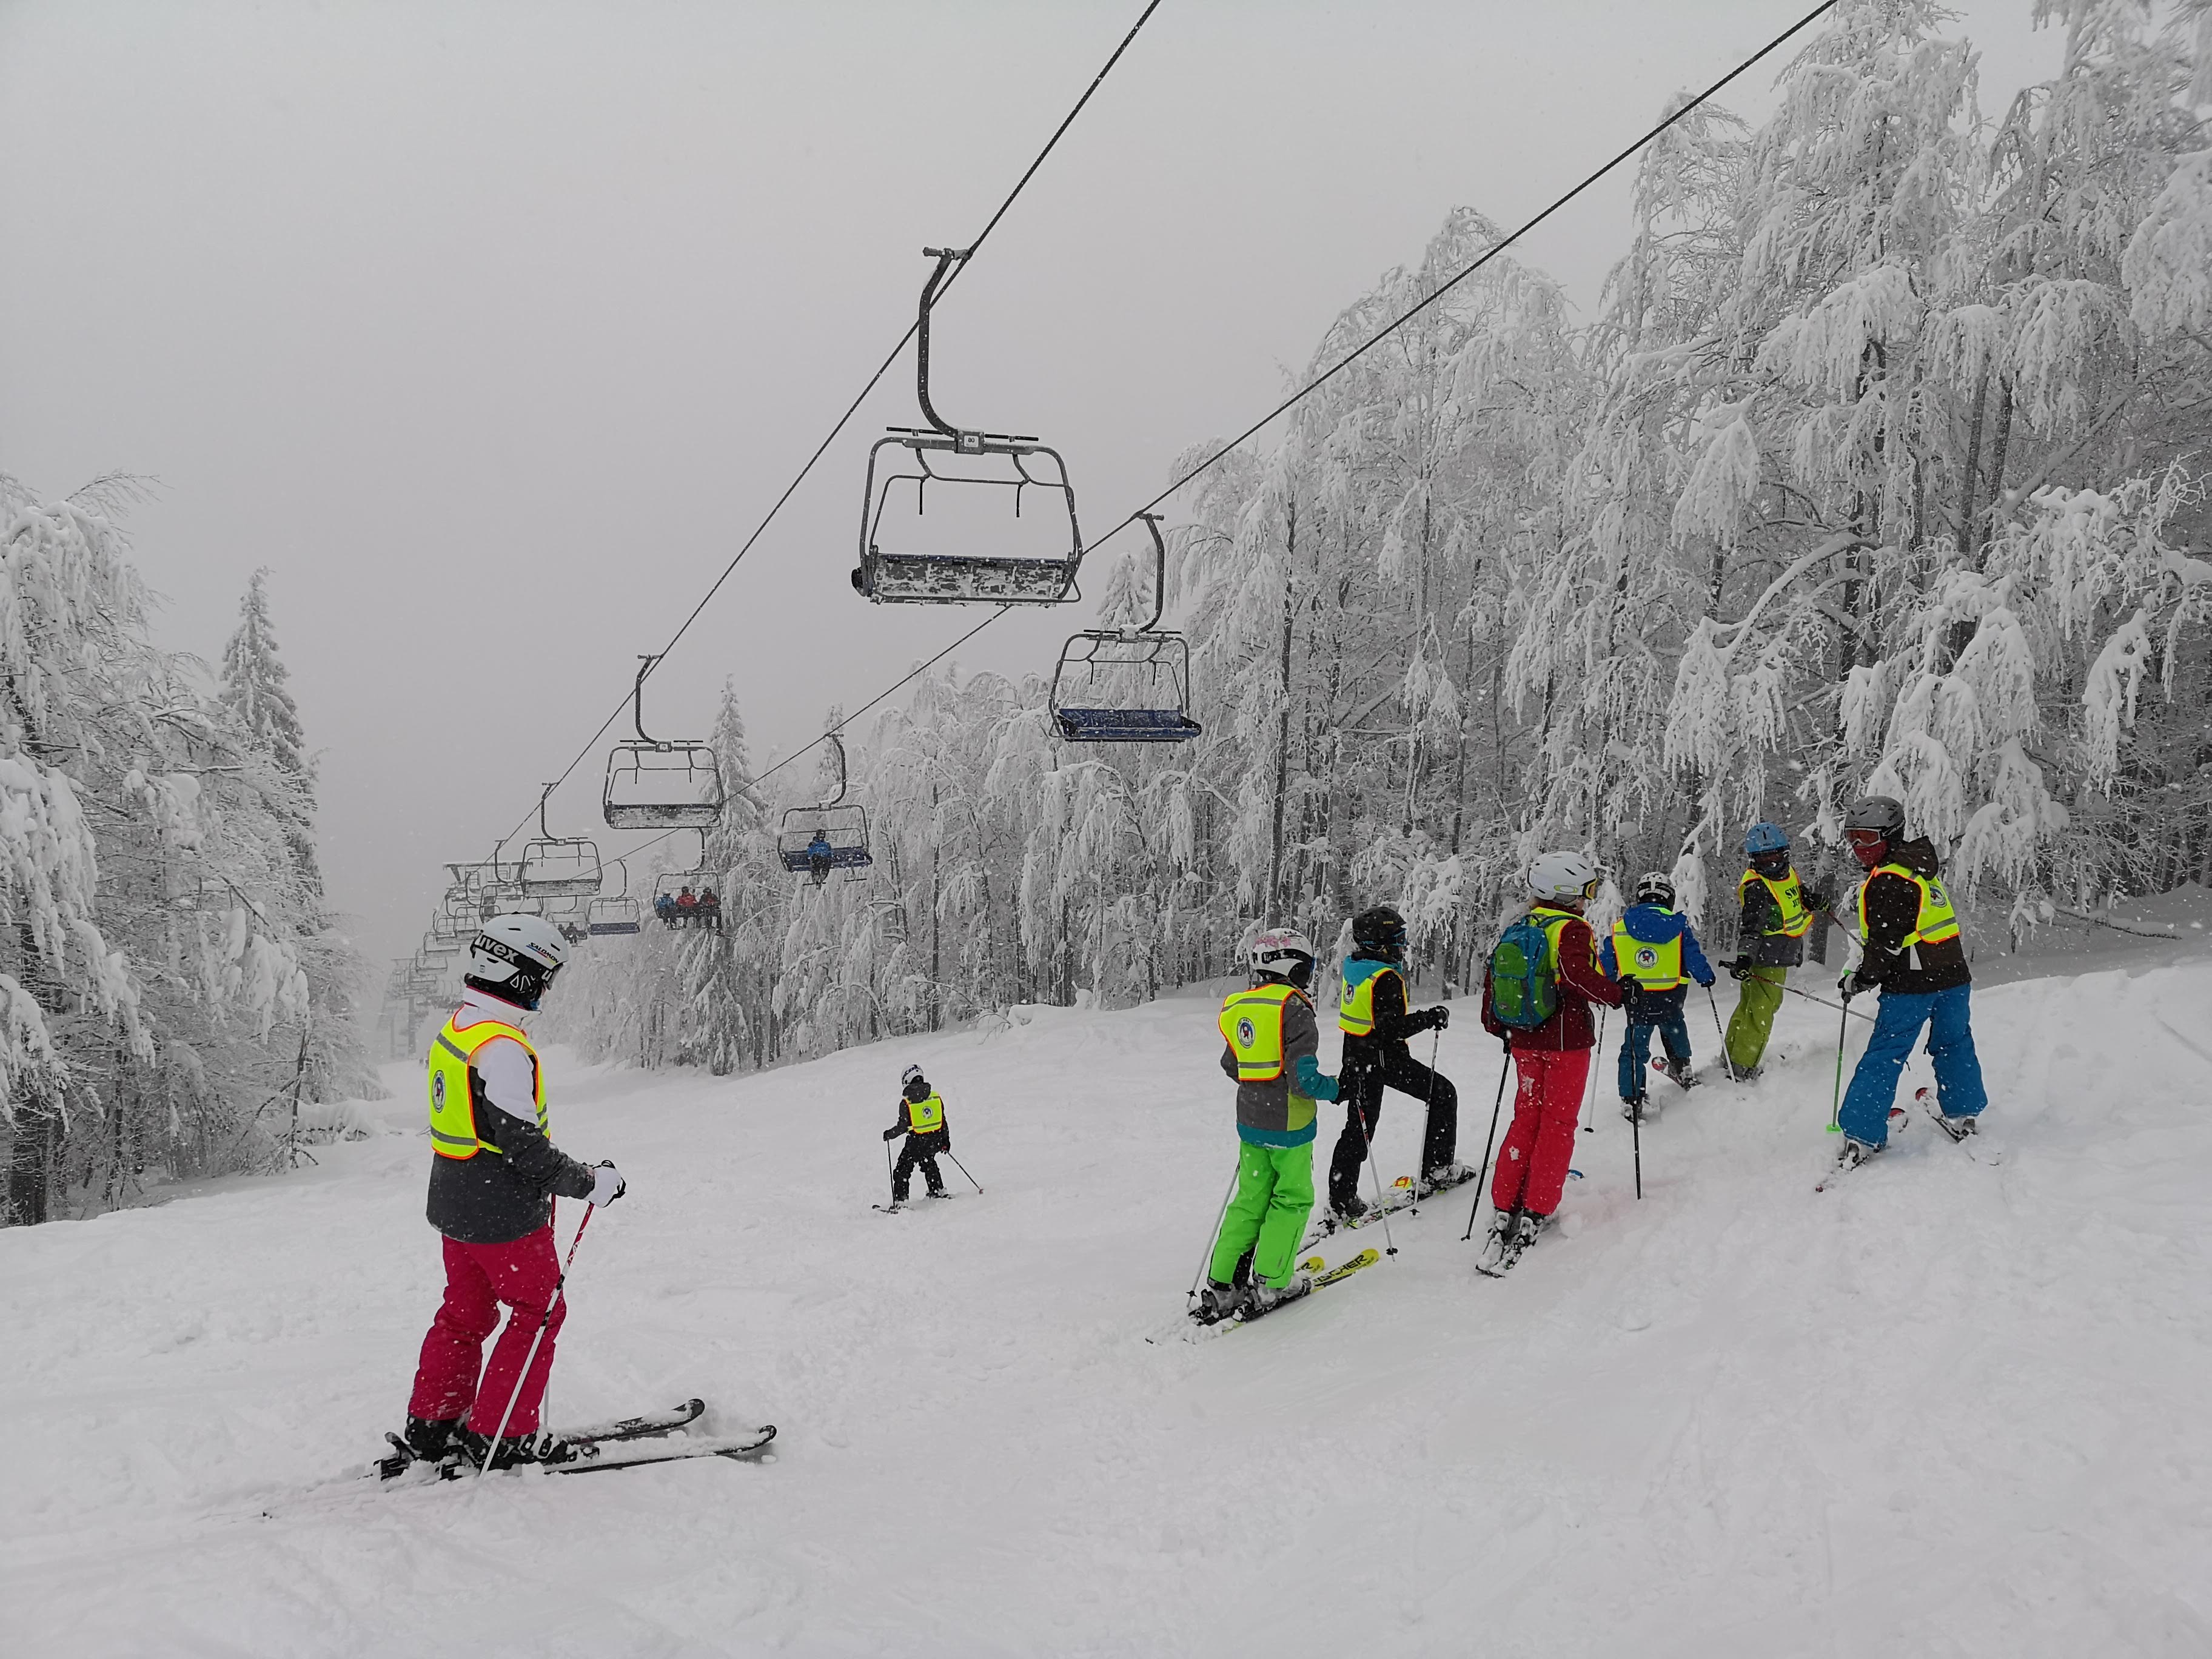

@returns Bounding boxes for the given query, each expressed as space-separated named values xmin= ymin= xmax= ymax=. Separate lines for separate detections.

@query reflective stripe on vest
xmin=426 ymin=1014 xmax=546 ymax=1160
xmin=908 ymin=1093 xmax=945 ymax=1134
xmin=1857 ymin=865 xmax=1961 ymax=951
xmin=1739 ymin=868 xmax=1812 ymax=939
xmin=1529 ymin=906 xmax=1582 ymax=990
xmin=1610 ymin=913 xmax=1686 ymax=990
xmin=1221 ymin=982 xmax=1303 ymax=1081
xmin=1338 ymin=960 xmax=1401 ymax=1036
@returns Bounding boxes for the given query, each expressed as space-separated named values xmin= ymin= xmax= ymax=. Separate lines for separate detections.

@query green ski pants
xmin=1725 ymin=966 xmax=1789 ymax=1071
xmin=1208 ymin=1140 xmax=1315 ymax=1289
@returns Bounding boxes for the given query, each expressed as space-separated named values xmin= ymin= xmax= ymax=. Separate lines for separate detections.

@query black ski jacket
xmin=425 ymin=1094 xmax=597 ymax=1246
xmin=1341 ymin=957 xmax=1440 ymax=1065
xmin=1855 ymin=837 xmax=1971 ymax=996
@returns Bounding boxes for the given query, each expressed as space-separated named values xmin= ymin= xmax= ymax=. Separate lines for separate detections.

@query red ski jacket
xmin=1480 ymin=905 xmax=1623 ymax=1052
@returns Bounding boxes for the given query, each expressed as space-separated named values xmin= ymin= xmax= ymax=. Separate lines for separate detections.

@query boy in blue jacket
xmin=1599 ymin=873 xmax=1717 ymax=1122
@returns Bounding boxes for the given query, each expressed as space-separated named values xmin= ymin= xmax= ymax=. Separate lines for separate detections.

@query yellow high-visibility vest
xmin=1858 ymin=865 xmax=1961 ymax=951
xmin=1739 ymin=868 xmax=1812 ymax=938
xmin=427 ymin=1014 xmax=546 ymax=1160
xmin=1611 ymin=914 xmax=1686 ymax=990
xmin=907 ymin=1092 xmax=945 ymax=1134
xmin=1220 ymin=982 xmax=1304 ymax=1081
xmin=1338 ymin=960 xmax=1402 ymax=1037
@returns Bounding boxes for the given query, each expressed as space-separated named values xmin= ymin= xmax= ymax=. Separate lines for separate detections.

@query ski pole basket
xmin=602 ymin=657 xmax=728 ymax=830
xmin=851 ymin=247 xmax=1085 ymax=606
xmin=1048 ymin=514 xmax=1202 ymax=744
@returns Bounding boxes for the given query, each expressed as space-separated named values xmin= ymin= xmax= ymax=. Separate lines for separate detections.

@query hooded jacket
xmin=1855 ymin=837 xmax=1971 ymax=996
xmin=1598 ymin=903 xmax=1715 ymax=1015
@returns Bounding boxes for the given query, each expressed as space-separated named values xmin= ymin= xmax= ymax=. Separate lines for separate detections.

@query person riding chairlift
xmin=806 ymin=833 xmax=834 ymax=885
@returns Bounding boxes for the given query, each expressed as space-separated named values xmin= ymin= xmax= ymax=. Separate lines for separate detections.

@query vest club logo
xmin=1635 ymin=947 xmax=1659 ymax=969
xmin=431 ymin=1074 xmax=446 ymax=1107
xmin=1236 ymin=1017 xmax=1257 ymax=1047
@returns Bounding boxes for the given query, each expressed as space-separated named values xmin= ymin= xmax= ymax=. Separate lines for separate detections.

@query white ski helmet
xmin=1526 ymin=850 xmax=1600 ymax=900
xmin=1249 ymin=927 xmax=1316 ymax=982
xmin=466 ymin=912 xmax=571 ymax=1010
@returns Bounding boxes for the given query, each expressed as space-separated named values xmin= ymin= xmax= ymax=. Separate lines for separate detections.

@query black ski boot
xmin=1620 ymin=1094 xmax=1649 ymax=1124
xmin=1191 ymin=1278 xmax=1245 ymax=1325
xmin=1331 ymin=1190 xmax=1369 ymax=1223
xmin=455 ymin=1426 xmax=586 ymax=1471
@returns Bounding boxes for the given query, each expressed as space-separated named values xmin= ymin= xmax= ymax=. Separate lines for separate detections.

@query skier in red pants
xmin=399 ymin=913 xmax=626 ymax=1471
xmin=1478 ymin=851 xmax=1622 ymax=1272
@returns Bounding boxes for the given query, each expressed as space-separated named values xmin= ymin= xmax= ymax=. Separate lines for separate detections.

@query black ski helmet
xmin=1351 ymin=905 xmax=1408 ymax=960
xmin=1843 ymin=795 xmax=1906 ymax=839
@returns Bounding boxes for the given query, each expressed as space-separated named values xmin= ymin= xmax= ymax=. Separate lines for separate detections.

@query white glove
xmin=588 ymin=1162 xmax=626 ymax=1208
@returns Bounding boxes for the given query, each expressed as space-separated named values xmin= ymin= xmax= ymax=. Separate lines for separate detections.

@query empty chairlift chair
xmin=852 ymin=247 xmax=1085 ymax=606
xmin=586 ymin=858 xmax=644 ymax=937
xmin=602 ymin=657 xmax=727 ymax=830
xmin=1049 ymin=513 xmax=1202 ymax=745
xmin=518 ymin=786 xmax=604 ymax=896
xmin=776 ymin=734 xmax=873 ymax=886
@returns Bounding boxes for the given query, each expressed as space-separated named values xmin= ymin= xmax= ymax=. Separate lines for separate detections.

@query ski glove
xmin=1723 ymin=956 xmax=1752 ymax=981
xmin=1697 ymin=975 xmax=1717 ymax=990
xmin=882 ymin=1125 xmax=902 ymax=1142
xmin=588 ymin=1162 xmax=626 ymax=1207
xmin=1424 ymin=1007 xmax=1450 ymax=1033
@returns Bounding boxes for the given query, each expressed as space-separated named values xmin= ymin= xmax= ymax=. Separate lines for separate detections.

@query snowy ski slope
xmin=4 ymin=951 xmax=2210 ymax=1657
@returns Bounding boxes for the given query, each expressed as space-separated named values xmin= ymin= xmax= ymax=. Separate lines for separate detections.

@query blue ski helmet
xmin=1744 ymin=822 xmax=1789 ymax=857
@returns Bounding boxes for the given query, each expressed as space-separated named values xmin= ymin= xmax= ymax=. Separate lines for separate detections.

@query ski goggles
xmin=1845 ymin=828 xmax=1892 ymax=855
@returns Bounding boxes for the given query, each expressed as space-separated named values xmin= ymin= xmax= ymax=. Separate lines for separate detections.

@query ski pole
xmin=1781 ymin=979 xmax=1875 ymax=1022
xmin=1708 ymin=984 xmax=1737 ymax=1083
xmin=478 ymin=1204 xmax=595 ymax=1478
xmin=945 ymin=1151 xmax=982 ymax=1193
xmin=1828 ymin=997 xmax=1851 ymax=1133
xmin=1463 ymin=1049 xmax=1512 ymax=1241
xmin=1349 ymin=1076 xmax=1397 ymax=1258
xmin=1579 ymin=1007 xmax=1607 ymax=1133
xmin=883 ymin=1135 xmax=897 ymax=1199
xmin=1630 ymin=1067 xmax=1644 ymax=1200
xmin=1187 ymin=1164 xmax=1241 ymax=1302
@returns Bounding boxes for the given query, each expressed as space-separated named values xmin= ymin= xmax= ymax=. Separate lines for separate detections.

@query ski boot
xmin=1191 ymin=1278 xmax=1245 ymax=1325
xmin=1620 ymin=1094 xmax=1649 ymax=1124
xmin=1330 ymin=1191 xmax=1369 ymax=1224
xmin=455 ymin=1426 xmax=585 ymax=1472
xmin=1834 ymin=1136 xmax=1883 ymax=1173
xmin=1416 ymin=1162 xmax=1475 ymax=1199
xmin=376 ymin=1415 xmax=463 ymax=1480
xmin=1245 ymin=1269 xmax=1313 ymax=1316
xmin=1476 ymin=1208 xmax=1518 ymax=1275
xmin=1732 ymin=1063 xmax=1762 ymax=1084
xmin=1660 ymin=1056 xmax=1698 ymax=1090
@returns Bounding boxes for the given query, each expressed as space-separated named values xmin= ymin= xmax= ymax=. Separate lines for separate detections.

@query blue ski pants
xmin=1838 ymin=982 xmax=1987 ymax=1146
xmin=1617 ymin=1001 xmax=1691 ymax=1101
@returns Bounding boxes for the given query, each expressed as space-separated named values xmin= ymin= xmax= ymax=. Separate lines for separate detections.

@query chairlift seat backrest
xmin=603 ymin=740 xmax=726 ymax=830
xmin=520 ymin=836 xmax=605 ymax=897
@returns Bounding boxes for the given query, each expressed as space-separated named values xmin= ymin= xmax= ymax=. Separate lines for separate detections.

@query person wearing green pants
xmin=1195 ymin=927 xmax=1339 ymax=1324
xmin=1721 ymin=822 xmax=1831 ymax=1079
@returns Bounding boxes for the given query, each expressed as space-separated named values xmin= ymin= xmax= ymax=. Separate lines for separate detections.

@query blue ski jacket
xmin=1599 ymin=903 xmax=1715 ymax=1010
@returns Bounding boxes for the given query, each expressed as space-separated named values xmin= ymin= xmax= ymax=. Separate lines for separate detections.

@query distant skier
xmin=1478 ymin=853 xmax=1624 ymax=1270
xmin=400 ymin=914 xmax=626 ymax=1470
xmin=882 ymin=1064 xmax=951 ymax=1207
xmin=1721 ymin=822 xmax=1831 ymax=1079
xmin=1194 ymin=928 xmax=1340 ymax=1322
xmin=1326 ymin=904 xmax=1460 ymax=1222
xmin=1599 ymin=873 xmax=1717 ymax=1122
xmin=1832 ymin=796 xmax=1987 ymax=1171
xmin=806 ymin=833 xmax=834 ymax=886
xmin=654 ymin=891 xmax=679 ymax=926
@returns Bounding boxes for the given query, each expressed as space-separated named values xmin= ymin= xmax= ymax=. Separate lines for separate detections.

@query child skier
xmin=1832 ymin=796 xmax=1987 ymax=1171
xmin=1194 ymin=928 xmax=1341 ymax=1322
xmin=1326 ymin=903 xmax=1459 ymax=1222
xmin=1599 ymin=873 xmax=1718 ymax=1121
xmin=1478 ymin=853 xmax=1623 ymax=1273
xmin=882 ymin=1064 xmax=951 ymax=1208
xmin=1721 ymin=822 xmax=1830 ymax=1079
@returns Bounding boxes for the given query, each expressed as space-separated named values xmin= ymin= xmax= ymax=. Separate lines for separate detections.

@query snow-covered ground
xmin=5 ymin=949 xmax=2211 ymax=1657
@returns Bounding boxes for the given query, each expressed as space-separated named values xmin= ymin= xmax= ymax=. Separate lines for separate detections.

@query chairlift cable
xmin=471 ymin=0 xmax=1168 ymax=867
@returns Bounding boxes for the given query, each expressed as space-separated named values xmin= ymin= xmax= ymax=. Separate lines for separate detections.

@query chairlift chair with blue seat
xmin=1049 ymin=514 xmax=1203 ymax=745
xmin=851 ymin=247 xmax=1085 ymax=607
xmin=585 ymin=857 xmax=645 ymax=937
xmin=602 ymin=657 xmax=728 ymax=830
xmin=776 ymin=733 xmax=873 ymax=886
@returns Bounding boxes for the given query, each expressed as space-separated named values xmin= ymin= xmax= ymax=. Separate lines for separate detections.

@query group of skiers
xmin=1193 ymin=793 xmax=1989 ymax=1317
xmin=384 ymin=794 xmax=1989 ymax=1464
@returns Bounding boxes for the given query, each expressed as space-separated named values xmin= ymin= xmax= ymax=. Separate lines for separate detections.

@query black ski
xmin=375 ymin=1398 xmax=706 ymax=1481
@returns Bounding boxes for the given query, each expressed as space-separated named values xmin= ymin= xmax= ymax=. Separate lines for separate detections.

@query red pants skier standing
xmin=1480 ymin=851 xmax=1623 ymax=1271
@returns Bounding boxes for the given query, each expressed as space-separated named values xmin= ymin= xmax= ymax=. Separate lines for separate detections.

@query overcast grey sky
xmin=0 ymin=0 xmax=2063 ymax=973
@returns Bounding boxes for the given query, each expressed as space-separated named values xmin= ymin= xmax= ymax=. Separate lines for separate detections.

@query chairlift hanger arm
xmin=915 ymin=246 xmax=973 ymax=442
xmin=632 ymin=655 xmax=663 ymax=744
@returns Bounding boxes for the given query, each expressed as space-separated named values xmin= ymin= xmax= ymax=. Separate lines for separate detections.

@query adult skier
xmin=1721 ymin=822 xmax=1831 ymax=1079
xmin=1478 ymin=853 xmax=1623 ymax=1268
xmin=1598 ymin=873 xmax=1717 ymax=1121
xmin=882 ymin=1064 xmax=951 ymax=1208
xmin=1195 ymin=928 xmax=1341 ymax=1322
xmin=1833 ymin=796 xmax=1988 ymax=1170
xmin=401 ymin=914 xmax=626 ymax=1470
xmin=1326 ymin=904 xmax=1460 ymax=1222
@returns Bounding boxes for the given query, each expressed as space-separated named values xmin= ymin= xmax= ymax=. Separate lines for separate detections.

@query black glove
xmin=1697 ymin=975 xmax=1717 ymax=990
xmin=1806 ymin=890 xmax=1832 ymax=913
xmin=882 ymin=1125 xmax=902 ymax=1142
xmin=1426 ymin=1007 xmax=1450 ymax=1033
xmin=1838 ymin=971 xmax=1868 ymax=1001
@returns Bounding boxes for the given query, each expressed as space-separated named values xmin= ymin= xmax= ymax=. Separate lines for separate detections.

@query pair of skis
xmin=1302 ymin=1166 xmax=1481 ymax=1250
xmin=1187 ymin=1248 xmax=1382 ymax=1335
xmin=375 ymin=1398 xmax=776 ymax=1483
xmin=1814 ymin=1090 xmax=1998 ymax=1191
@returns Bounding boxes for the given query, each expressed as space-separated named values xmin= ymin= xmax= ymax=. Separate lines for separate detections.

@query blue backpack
xmin=1489 ymin=916 xmax=1558 ymax=1029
